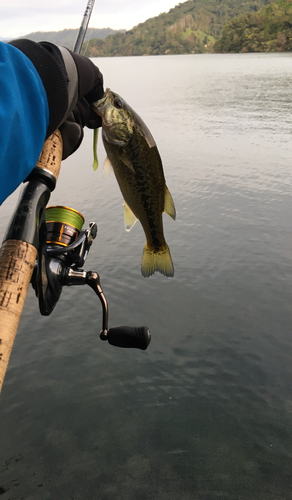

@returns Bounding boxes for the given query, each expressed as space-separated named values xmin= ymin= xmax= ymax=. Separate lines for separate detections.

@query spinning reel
xmin=31 ymin=205 xmax=150 ymax=351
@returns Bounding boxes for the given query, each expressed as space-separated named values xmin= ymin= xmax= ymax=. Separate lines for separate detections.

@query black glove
xmin=9 ymin=39 xmax=104 ymax=159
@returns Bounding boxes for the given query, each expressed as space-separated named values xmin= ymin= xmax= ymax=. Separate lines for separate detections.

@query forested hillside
xmin=17 ymin=28 xmax=125 ymax=48
xmin=83 ymin=0 xmax=274 ymax=56
xmin=214 ymin=0 xmax=292 ymax=52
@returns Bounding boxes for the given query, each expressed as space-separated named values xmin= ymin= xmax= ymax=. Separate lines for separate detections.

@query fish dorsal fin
xmin=120 ymin=149 xmax=135 ymax=173
xmin=164 ymin=185 xmax=176 ymax=220
xmin=124 ymin=201 xmax=138 ymax=231
xmin=102 ymin=157 xmax=113 ymax=178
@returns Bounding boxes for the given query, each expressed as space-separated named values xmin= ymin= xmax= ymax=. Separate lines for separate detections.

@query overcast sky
xmin=0 ymin=0 xmax=179 ymax=39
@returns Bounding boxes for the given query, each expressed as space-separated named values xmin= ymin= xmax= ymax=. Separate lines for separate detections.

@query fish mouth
xmin=93 ymin=88 xmax=112 ymax=108
xmin=91 ymin=88 xmax=112 ymax=117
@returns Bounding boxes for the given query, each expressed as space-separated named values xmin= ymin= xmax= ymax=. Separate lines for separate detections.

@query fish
xmin=92 ymin=88 xmax=176 ymax=278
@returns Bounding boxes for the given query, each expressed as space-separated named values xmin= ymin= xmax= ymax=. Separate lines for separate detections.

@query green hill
xmin=82 ymin=0 xmax=275 ymax=57
xmin=17 ymin=28 xmax=125 ymax=50
xmin=214 ymin=0 xmax=292 ymax=52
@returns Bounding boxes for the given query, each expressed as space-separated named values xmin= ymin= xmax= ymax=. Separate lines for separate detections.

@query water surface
xmin=1 ymin=53 xmax=292 ymax=500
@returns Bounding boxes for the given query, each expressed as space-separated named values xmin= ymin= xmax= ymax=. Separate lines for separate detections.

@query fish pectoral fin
xmin=164 ymin=185 xmax=176 ymax=220
xmin=124 ymin=201 xmax=138 ymax=231
xmin=120 ymin=149 xmax=135 ymax=173
xmin=102 ymin=157 xmax=113 ymax=178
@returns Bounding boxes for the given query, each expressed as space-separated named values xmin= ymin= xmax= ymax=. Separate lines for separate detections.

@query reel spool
xmin=45 ymin=206 xmax=85 ymax=247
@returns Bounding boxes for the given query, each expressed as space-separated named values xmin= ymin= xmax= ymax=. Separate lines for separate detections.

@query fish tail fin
xmin=141 ymin=243 xmax=174 ymax=278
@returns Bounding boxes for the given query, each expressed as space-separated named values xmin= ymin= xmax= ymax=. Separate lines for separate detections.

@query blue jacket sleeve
xmin=0 ymin=41 xmax=49 ymax=205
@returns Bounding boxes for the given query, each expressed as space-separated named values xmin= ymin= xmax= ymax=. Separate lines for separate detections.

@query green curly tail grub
xmin=92 ymin=128 xmax=99 ymax=171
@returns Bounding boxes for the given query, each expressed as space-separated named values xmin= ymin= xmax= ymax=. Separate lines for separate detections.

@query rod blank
xmin=73 ymin=0 xmax=96 ymax=54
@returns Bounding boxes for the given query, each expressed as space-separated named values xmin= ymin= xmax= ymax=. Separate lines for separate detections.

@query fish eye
xmin=114 ymin=98 xmax=123 ymax=109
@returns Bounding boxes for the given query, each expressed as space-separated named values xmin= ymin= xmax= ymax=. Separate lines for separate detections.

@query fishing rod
xmin=0 ymin=1 xmax=150 ymax=394
xmin=73 ymin=0 xmax=95 ymax=53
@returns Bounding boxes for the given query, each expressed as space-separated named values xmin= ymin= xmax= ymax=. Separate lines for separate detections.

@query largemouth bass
xmin=92 ymin=88 xmax=176 ymax=278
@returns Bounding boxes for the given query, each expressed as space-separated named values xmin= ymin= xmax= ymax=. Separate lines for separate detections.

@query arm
xmin=0 ymin=42 xmax=50 ymax=204
xmin=0 ymin=40 xmax=103 ymax=205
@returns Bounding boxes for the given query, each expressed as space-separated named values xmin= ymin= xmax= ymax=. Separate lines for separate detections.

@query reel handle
xmin=101 ymin=326 xmax=151 ymax=350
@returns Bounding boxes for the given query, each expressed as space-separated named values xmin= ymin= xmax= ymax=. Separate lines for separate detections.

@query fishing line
xmin=46 ymin=206 xmax=84 ymax=231
xmin=82 ymin=27 xmax=93 ymax=56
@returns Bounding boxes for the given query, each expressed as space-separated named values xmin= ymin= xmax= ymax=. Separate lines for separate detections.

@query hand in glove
xmin=9 ymin=39 xmax=104 ymax=159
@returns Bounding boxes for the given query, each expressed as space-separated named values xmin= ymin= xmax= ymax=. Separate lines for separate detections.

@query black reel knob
xmin=101 ymin=326 xmax=151 ymax=350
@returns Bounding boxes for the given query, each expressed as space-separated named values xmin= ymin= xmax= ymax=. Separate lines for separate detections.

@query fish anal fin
xmin=164 ymin=185 xmax=176 ymax=220
xmin=120 ymin=149 xmax=135 ymax=172
xmin=103 ymin=157 xmax=113 ymax=178
xmin=124 ymin=201 xmax=138 ymax=231
xmin=141 ymin=243 xmax=174 ymax=278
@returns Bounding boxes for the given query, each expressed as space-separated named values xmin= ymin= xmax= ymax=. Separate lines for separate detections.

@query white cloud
xmin=0 ymin=0 xmax=178 ymax=39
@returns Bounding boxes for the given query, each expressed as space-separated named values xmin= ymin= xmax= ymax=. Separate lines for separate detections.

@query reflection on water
xmin=1 ymin=53 xmax=292 ymax=499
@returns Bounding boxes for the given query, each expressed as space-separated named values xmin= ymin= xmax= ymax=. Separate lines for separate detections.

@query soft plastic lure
xmin=92 ymin=128 xmax=98 ymax=171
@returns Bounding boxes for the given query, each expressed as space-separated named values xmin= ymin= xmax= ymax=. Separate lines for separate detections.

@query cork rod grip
xmin=35 ymin=129 xmax=63 ymax=179
xmin=0 ymin=130 xmax=63 ymax=393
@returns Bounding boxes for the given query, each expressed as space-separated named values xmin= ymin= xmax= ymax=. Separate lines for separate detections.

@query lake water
xmin=1 ymin=53 xmax=292 ymax=500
